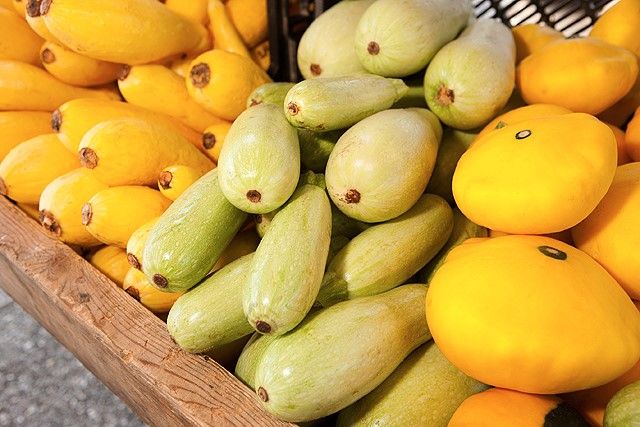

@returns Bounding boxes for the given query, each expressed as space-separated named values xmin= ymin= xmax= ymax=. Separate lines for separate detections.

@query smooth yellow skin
xmin=489 ymin=228 xmax=574 ymax=245
xmin=202 ymin=121 xmax=232 ymax=161
xmin=123 ymin=268 xmax=182 ymax=313
xmin=87 ymin=245 xmax=130 ymax=287
xmin=211 ymin=229 xmax=259 ymax=272
xmin=54 ymin=99 xmax=202 ymax=153
xmin=572 ymin=163 xmax=640 ymax=300
xmin=590 ymin=0 xmax=640 ymax=57
xmin=0 ymin=0 xmax=13 ymax=10
xmin=208 ymin=0 xmax=250 ymax=58
xmin=453 ymin=113 xmax=617 ymax=234
xmin=170 ymin=55 xmax=194 ymax=78
xmin=158 ymin=165 xmax=204 ymax=201
xmin=78 ymin=118 xmax=214 ymax=186
xmin=517 ymin=38 xmax=638 ymax=115
xmin=39 ymin=42 xmax=120 ymax=87
xmin=427 ymin=235 xmax=640 ymax=394
xmin=25 ymin=12 xmax=60 ymax=43
xmin=624 ymin=108 xmax=640 ymax=161
xmin=226 ymin=0 xmax=267 ymax=48
xmin=599 ymin=57 xmax=640 ymax=127
xmin=0 ymin=111 xmax=51 ymax=161
xmin=38 ymin=168 xmax=107 ymax=247
xmin=0 ymin=134 xmax=77 ymax=204
xmin=449 ymin=388 xmax=562 ymax=427
xmin=0 ymin=60 xmax=118 ymax=111
xmin=41 ymin=0 xmax=210 ymax=64
xmin=11 ymin=0 xmax=23 ymax=16
xmin=606 ymin=123 xmax=632 ymax=165
xmin=476 ymin=103 xmax=571 ymax=141
xmin=251 ymin=40 xmax=270 ymax=71
xmin=0 ymin=6 xmax=43 ymax=65
xmin=165 ymin=0 xmax=209 ymax=24
xmin=118 ymin=64 xmax=224 ymax=133
xmin=125 ymin=217 xmax=158 ymax=271
xmin=512 ymin=23 xmax=563 ymax=64
xmin=187 ymin=49 xmax=271 ymax=121
xmin=83 ymin=186 xmax=171 ymax=248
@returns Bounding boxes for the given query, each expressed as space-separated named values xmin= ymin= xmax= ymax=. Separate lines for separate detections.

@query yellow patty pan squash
xmin=590 ymin=0 xmax=640 ymax=58
xmin=453 ymin=113 xmax=617 ymax=234
xmin=512 ymin=24 xmax=564 ymax=64
xmin=426 ymin=235 xmax=640 ymax=395
xmin=572 ymin=162 xmax=640 ymax=300
xmin=517 ymin=38 xmax=638 ymax=115
xmin=476 ymin=103 xmax=571 ymax=140
xmin=449 ymin=388 xmax=588 ymax=427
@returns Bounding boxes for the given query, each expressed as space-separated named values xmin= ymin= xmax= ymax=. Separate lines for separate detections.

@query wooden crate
xmin=0 ymin=196 xmax=292 ymax=427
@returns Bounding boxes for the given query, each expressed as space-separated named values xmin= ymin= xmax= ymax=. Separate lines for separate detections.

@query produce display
xmin=1 ymin=0 xmax=640 ymax=426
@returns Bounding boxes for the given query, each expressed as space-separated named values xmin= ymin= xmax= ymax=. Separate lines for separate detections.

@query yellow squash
xmin=186 ymin=49 xmax=272 ymax=121
xmin=590 ymin=0 xmax=640 ymax=57
xmin=449 ymin=388 xmax=588 ymax=427
xmin=11 ymin=0 xmax=24 ymax=16
xmin=53 ymin=98 xmax=202 ymax=153
xmin=78 ymin=118 xmax=214 ymax=186
xmin=453 ymin=113 xmax=617 ymax=234
xmin=201 ymin=121 xmax=232 ymax=161
xmin=0 ymin=60 xmax=119 ymax=111
xmin=572 ymin=162 xmax=640 ymax=300
xmin=251 ymin=40 xmax=270 ymax=71
xmin=426 ymin=235 xmax=640 ymax=394
xmin=0 ymin=134 xmax=77 ymax=204
xmin=606 ymin=123 xmax=632 ymax=165
xmin=82 ymin=186 xmax=171 ymax=248
xmin=565 ymin=359 xmax=640 ymax=427
xmin=158 ymin=164 xmax=204 ymax=201
xmin=125 ymin=217 xmax=159 ymax=270
xmin=25 ymin=0 xmax=60 ymax=43
xmin=599 ymin=57 xmax=640 ymax=127
xmin=40 ymin=41 xmax=121 ymax=87
xmin=117 ymin=64 xmax=224 ymax=133
xmin=123 ymin=268 xmax=182 ymax=314
xmin=517 ymin=38 xmax=638 ymax=115
xmin=207 ymin=0 xmax=250 ymax=58
xmin=0 ymin=111 xmax=51 ymax=161
xmin=512 ymin=23 xmax=563 ymax=64
xmin=87 ymin=245 xmax=130 ymax=287
xmin=0 ymin=6 xmax=43 ymax=64
xmin=38 ymin=168 xmax=108 ymax=246
xmin=40 ymin=0 xmax=210 ymax=64
xmin=625 ymin=108 xmax=640 ymax=161
xmin=476 ymin=103 xmax=571 ymax=140
xmin=211 ymin=228 xmax=259 ymax=272
xmin=17 ymin=203 xmax=40 ymax=221
xmin=169 ymin=55 xmax=194 ymax=78
xmin=226 ymin=0 xmax=268 ymax=48
xmin=164 ymin=0 xmax=209 ymax=24
xmin=0 ymin=0 xmax=12 ymax=9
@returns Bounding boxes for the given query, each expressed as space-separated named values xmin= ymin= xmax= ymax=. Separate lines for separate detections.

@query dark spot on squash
xmin=79 ymin=147 xmax=98 ymax=169
xmin=246 ymin=190 xmax=261 ymax=203
xmin=40 ymin=48 xmax=55 ymax=64
xmin=344 ymin=189 xmax=361 ymax=204
xmin=255 ymin=321 xmax=271 ymax=333
xmin=538 ymin=245 xmax=567 ymax=261
xmin=158 ymin=171 xmax=173 ymax=190
xmin=40 ymin=210 xmax=61 ymax=236
xmin=51 ymin=109 xmax=62 ymax=132
xmin=495 ymin=121 xmax=507 ymax=129
xmin=287 ymin=102 xmax=300 ymax=116
xmin=249 ymin=98 xmax=261 ymax=107
xmin=516 ymin=130 xmax=532 ymax=140
xmin=117 ymin=65 xmax=131 ymax=81
xmin=39 ymin=0 xmax=51 ymax=15
xmin=127 ymin=253 xmax=141 ymax=270
xmin=81 ymin=203 xmax=92 ymax=226
xmin=190 ymin=63 xmax=211 ymax=88
xmin=26 ymin=0 xmax=42 ymax=17
xmin=310 ymin=63 xmax=322 ymax=76
xmin=367 ymin=41 xmax=380 ymax=55
xmin=153 ymin=274 xmax=168 ymax=289
xmin=543 ymin=402 xmax=590 ymax=427
xmin=437 ymin=85 xmax=455 ymax=106
xmin=254 ymin=214 xmax=262 ymax=224
xmin=202 ymin=132 xmax=216 ymax=149
xmin=125 ymin=286 xmax=141 ymax=301
xmin=257 ymin=387 xmax=269 ymax=402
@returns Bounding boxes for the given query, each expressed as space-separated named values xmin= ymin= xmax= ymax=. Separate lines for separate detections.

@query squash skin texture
xmin=517 ymin=38 xmax=638 ymax=115
xmin=476 ymin=103 xmax=572 ymax=141
xmin=449 ymin=388 xmax=588 ymax=427
xmin=512 ymin=23 xmax=563 ymax=64
xmin=572 ymin=162 xmax=640 ymax=300
xmin=590 ymin=0 xmax=640 ymax=58
xmin=426 ymin=235 xmax=640 ymax=395
xmin=453 ymin=113 xmax=617 ymax=234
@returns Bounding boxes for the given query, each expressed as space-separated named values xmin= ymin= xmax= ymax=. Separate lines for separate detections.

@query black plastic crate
xmin=267 ymin=0 xmax=619 ymax=82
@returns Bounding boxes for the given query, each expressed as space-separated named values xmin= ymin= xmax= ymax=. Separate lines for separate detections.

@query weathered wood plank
xmin=0 ymin=197 xmax=292 ymax=427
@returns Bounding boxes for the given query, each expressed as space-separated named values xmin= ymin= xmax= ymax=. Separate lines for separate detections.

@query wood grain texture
xmin=0 ymin=197 xmax=293 ymax=427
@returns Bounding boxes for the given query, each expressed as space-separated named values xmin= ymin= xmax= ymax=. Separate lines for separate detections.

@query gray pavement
xmin=0 ymin=289 xmax=145 ymax=427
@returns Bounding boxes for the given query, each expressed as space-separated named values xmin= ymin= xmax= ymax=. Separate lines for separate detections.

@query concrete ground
xmin=0 ymin=289 xmax=144 ymax=427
